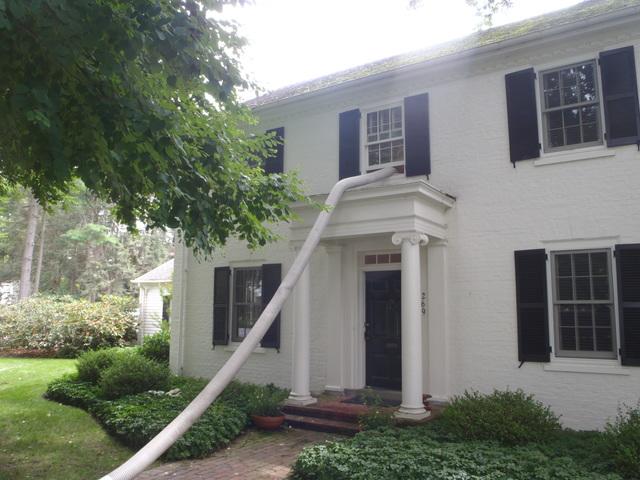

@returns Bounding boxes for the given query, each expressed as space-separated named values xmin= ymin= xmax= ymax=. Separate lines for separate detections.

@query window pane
xmin=544 ymin=71 xmax=559 ymax=91
xmin=364 ymin=254 xmax=377 ymax=265
xmin=574 ymin=254 xmax=589 ymax=276
xmin=565 ymin=126 xmax=581 ymax=145
xmin=591 ymin=252 xmax=608 ymax=275
xmin=582 ymin=123 xmax=598 ymax=143
xmin=392 ymin=140 xmax=404 ymax=162
xmin=391 ymin=107 xmax=402 ymax=130
xmin=556 ymin=254 xmax=572 ymax=276
xmin=558 ymin=277 xmax=573 ymax=300
xmin=577 ymin=64 xmax=596 ymax=102
xmin=560 ymin=327 xmax=577 ymax=350
xmin=575 ymin=277 xmax=591 ymax=300
xmin=563 ymin=108 xmax=580 ymax=127
xmin=559 ymin=305 xmax=575 ymax=326
xmin=377 ymin=254 xmax=389 ymax=264
xmin=548 ymin=111 xmax=563 ymax=130
xmin=549 ymin=128 xmax=564 ymax=148
xmin=390 ymin=253 xmax=401 ymax=263
xmin=369 ymin=146 xmax=380 ymax=166
xmin=380 ymin=144 xmax=391 ymax=164
xmin=545 ymin=90 xmax=561 ymax=109
xmin=562 ymin=86 xmax=579 ymax=105
xmin=581 ymin=105 xmax=598 ymax=124
xmin=578 ymin=327 xmax=594 ymax=351
xmin=577 ymin=305 xmax=593 ymax=327
xmin=592 ymin=277 xmax=609 ymax=300
xmin=561 ymin=67 xmax=577 ymax=86
xmin=596 ymin=327 xmax=613 ymax=352
xmin=594 ymin=305 xmax=611 ymax=327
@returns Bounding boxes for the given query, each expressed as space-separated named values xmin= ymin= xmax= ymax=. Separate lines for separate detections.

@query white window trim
xmin=539 ymin=59 xmax=604 ymax=153
xmin=230 ymin=265 xmax=263 ymax=344
xmin=360 ymin=102 xmax=406 ymax=173
xmin=541 ymin=238 xmax=623 ymax=368
xmin=549 ymin=248 xmax=617 ymax=360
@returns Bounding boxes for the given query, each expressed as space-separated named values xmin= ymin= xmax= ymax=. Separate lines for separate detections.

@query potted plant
xmin=249 ymin=384 xmax=289 ymax=430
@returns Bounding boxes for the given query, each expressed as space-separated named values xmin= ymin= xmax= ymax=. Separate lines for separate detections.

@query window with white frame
xmin=551 ymin=250 xmax=616 ymax=359
xmin=365 ymin=106 xmax=405 ymax=169
xmin=540 ymin=61 xmax=603 ymax=151
xmin=232 ymin=267 xmax=262 ymax=342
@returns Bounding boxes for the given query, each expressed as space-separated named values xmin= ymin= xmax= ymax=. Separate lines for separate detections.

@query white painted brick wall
xmin=173 ymin=22 xmax=640 ymax=430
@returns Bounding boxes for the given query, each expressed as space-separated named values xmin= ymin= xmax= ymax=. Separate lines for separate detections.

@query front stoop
xmin=283 ymin=393 xmax=442 ymax=435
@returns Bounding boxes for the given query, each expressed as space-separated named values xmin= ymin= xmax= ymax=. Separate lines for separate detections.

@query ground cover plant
xmin=44 ymin=347 xmax=283 ymax=460
xmin=292 ymin=389 xmax=636 ymax=480
xmin=0 ymin=358 xmax=131 ymax=480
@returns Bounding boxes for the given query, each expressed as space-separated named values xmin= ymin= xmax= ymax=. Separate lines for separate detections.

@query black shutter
xmin=514 ymin=249 xmax=550 ymax=362
xmin=615 ymin=244 xmax=640 ymax=366
xmin=213 ymin=266 xmax=230 ymax=346
xmin=505 ymin=68 xmax=540 ymax=163
xmin=264 ymin=127 xmax=284 ymax=174
xmin=404 ymin=93 xmax=431 ymax=177
xmin=260 ymin=263 xmax=281 ymax=350
xmin=599 ymin=47 xmax=640 ymax=147
xmin=339 ymin=109 xmax=360 ymax=179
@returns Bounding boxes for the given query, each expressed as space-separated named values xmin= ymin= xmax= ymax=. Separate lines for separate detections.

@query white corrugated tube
xmin=100 ymin=166 xmax=396 ymax=480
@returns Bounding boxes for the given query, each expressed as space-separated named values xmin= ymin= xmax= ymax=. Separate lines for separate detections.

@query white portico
xmin=285 ymin=178 xmax=454 ymax=420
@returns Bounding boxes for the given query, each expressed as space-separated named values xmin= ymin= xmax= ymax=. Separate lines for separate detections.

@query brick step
xmin=282 ymin=404 xmax=363 ymax=423
xmin=284 ymin=413 xmax=361 ymax=436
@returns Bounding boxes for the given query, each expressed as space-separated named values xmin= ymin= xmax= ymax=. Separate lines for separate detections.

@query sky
xmin=221 ymin=0 xmax=583 ymax=96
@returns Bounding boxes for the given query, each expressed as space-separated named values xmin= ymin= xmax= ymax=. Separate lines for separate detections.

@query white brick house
xmin=170 ymin=0 xmax=640 ymax=429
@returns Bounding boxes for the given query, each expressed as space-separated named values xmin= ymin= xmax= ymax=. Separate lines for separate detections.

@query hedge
xmin=0 ymin=295 xmax=137 ymax=356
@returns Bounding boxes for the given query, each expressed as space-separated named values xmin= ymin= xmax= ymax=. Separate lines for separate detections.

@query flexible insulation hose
xmin=100 ymin=166 xmax=396 ymax=480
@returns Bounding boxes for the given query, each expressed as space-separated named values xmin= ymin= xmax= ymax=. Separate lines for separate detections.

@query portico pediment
xmin=289 ymin=178 xmax=455 ymax=242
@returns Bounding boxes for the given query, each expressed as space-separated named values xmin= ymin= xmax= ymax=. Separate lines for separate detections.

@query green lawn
xmin=0 ymin=358 xmax=132 ymax=480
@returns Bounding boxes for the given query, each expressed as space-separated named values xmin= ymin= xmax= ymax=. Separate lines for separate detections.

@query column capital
xmin=391 ymin=231 xmax=429 ymax=247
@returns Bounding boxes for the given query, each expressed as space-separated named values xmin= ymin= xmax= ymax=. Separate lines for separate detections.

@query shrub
xmin=217 ymin=380 xmax=267 ymax=415
xmin=44 ymin=375 xmax=101 ymax=410
xmin=358 ymin=408 xmax=395 ymax=431
xmin=291 ymin=425 xmax=620 ymax=480
xmin=98 ymin=352 xmax=170 ymax=399
xmin=140 ymin=323 xmax=170 ymax=364
xmin=604 ymin=403 xmax=640 ymax=479
xmin=76 ymin=348 xmax=130 ymax=384
xmin=0 ymin=295 xmax=137 ymax=355
xmin=441 ymin=389 xmax=561 ymax=445
xmin=248 ymin=383 xmax=288 ymax=417
xmin=92 ymin=391 xmax=247 ymax=460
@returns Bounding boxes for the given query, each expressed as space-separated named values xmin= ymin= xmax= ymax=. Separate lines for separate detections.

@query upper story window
xmin=232 ymin=267 xmax=262 ymax=342
xmin=540 ymin=61 xmax=603 ymax=152
xmin=365 ymin=106 xmax=405 ymax=169
xmin=551 ymin=250 xmax=616 ymax=359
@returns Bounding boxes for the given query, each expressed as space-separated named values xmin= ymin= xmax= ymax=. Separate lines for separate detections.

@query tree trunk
xmin=18 ymin=194 xmax=40 ymax=300
xmin=33 ymin=213 xmax=47 ymax=294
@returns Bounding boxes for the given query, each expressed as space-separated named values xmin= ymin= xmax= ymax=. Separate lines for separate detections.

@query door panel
xmin=365 ymin=270 xmax=401 ymax=390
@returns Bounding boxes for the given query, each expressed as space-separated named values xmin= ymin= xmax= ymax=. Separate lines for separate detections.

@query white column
xmin=392 ymin=231 xmax=430 ymax=420
xmin=287 ymin=263 xmax=317 ymax=406
xmin=324 ymin=244 xmax=344 ymax=392
xmin=427 ymin=239 xmax=450 ymax=403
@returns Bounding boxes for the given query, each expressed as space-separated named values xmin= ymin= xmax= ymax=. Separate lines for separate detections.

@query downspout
xmin=101 ymin=166 xmax=396 ymax=480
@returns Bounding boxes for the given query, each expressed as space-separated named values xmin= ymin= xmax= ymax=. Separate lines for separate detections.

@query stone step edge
xmin=284 ymin=414 xmax=361 ymax=435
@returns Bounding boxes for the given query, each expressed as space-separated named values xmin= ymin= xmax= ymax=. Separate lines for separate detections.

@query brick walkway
xmin=137 ymin=428 xmax=339 ymax=480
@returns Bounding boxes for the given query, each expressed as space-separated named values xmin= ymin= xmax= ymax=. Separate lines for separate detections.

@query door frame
xmin=358 ymin=250 xmax=402 ymax=390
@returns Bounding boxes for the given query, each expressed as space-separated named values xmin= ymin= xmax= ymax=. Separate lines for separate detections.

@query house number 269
xmin=421 ymin=292 xmax=426 ymax=314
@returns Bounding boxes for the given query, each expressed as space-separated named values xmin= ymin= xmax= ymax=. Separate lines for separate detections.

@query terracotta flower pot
xmin=251 ymin=414 xmax=285 ymax=430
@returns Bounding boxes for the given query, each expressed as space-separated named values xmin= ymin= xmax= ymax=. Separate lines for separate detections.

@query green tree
xmin=0 ymin=0 xmax=303 ymax=256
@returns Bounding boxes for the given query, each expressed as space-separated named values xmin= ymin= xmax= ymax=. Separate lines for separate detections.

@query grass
xmin=0 ymin=358 xmax=132 ymax=480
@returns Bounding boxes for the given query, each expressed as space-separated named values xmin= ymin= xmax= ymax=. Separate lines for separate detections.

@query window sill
xmin=534 ymin=148 xmax=615 ymax=167
xmin=222 ymin=344 xmax=268 ymax=354
xmin=544 ymin=359 xmax=630 ymax=376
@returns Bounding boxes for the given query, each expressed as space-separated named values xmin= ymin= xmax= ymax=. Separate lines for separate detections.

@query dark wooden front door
xmin=365 ymin=270 xmax=401 ymax=390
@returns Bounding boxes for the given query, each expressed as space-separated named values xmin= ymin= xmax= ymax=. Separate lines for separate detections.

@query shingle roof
xmin=248 ymin=0 xmax=640 ymax=108
xmin=132 ymin=259 xmax=174 ymax=284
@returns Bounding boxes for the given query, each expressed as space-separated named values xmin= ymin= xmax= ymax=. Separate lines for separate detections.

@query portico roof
xmin=289 ymin=178 xmax=455 ymax=243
